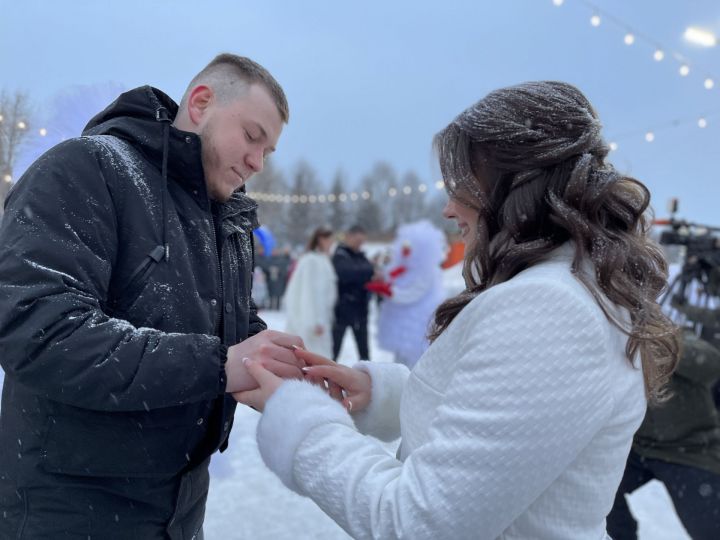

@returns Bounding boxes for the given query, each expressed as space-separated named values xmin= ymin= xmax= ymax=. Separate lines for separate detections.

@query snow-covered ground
xmin=203 ymin=308 xmax=691 ymax=540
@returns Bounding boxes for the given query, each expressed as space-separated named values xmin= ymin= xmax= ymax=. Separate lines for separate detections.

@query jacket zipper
xmin=209 ymin=213 xmax=224 ymax=337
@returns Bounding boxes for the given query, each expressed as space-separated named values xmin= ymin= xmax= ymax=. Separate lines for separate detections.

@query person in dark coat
xmin=331 ymin=225 xmax=376 ymax=360
xmin=608 ymin=296 xmax=720 ymax=539
xmin=0 ymin=54 xmax=304 ymax=539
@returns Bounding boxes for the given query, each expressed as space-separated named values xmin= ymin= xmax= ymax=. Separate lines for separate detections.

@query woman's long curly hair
xmin=429 ymin=81 xmax=679 ymax=402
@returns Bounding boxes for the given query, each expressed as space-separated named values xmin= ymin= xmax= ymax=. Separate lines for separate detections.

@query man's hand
xmin=225 ymin=330 xmax=305 ymax=393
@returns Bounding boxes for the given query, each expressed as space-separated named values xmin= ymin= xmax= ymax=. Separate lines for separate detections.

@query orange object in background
xmin=441 ymin=241 xmax=465 ymax=269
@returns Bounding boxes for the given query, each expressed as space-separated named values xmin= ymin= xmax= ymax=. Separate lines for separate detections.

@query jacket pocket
xmin=110 ymin=246 xmax=164 ymax=314
xmin=40 ymin=414 xmax=192 ymax=478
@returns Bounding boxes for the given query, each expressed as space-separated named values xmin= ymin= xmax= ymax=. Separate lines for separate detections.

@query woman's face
xmin=443 ymin=197 xmax=479 ymax=247
xmin=318 ymin=235 xmax=334 ymax=253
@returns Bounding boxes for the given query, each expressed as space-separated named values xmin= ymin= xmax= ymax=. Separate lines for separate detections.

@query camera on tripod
xmin=656 ymin=199 xmax=720 ymax=313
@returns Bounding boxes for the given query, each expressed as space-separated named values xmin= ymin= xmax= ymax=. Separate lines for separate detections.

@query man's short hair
xmin=180 ymin=53 xmax=289 ymax=123
xmin=347 ymin=225 xmax=367 ymax=235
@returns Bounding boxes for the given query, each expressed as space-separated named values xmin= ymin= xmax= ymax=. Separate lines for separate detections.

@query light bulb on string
xmin=653 ymin=49 xmax=664 ymax=61
xmin=39 ymin=128 xmax=48 ymax=136
xmin=624 ymin=33 xmax=635 ymax=46
xmin=552 ymin=0 xmax=564 ymax=6
xmin=609 ymin=142 xmax=618 ymax=151
xmin=590 ymin=15 xmax=601 ymax=27
xmin=679 ymin=65 xmax=690 ymax=76
xmin=704 ymin=78 xmax=714 ymax=90
xmin=698 ymin=118 xmax=707 ymax=128
xmin=645 ymin=132 xmax=655 ymax=142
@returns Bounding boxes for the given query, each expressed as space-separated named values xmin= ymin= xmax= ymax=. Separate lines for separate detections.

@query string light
xmin=403 ymin=186 xmax=412 ymax=195
xmin=39 ymin=128 xmax=48 ymax=136
xmin=388 ymin=187 xmax=397 ymax=197
xmin=552 ymin=0 xmax=564 ymax=6
xmin=645 ymin=132 xmax=655 ymax=142
xmin=361 ymin=191 xmax=371 ymax=200
xmin=16 ymin=121 xmax=26 ymax=129
xmin=350 ymin=192 xmax=359 ymax=201
xmin=3 ymin=174 xmax=12 ymax=183
xmin=0 ymin=114 xmax=4 ymax=122
xmin=418 ymin=183 xmax=428 ymax=192
xmin=435 ymin=181 xmax=445 ymax=190
xmin=698 ymin=118 xmax=707 ymax=128
xmin=683 ymin=27 xmax=717 ymax=48
xmin=553 ymin=2 xmax=718 ymax=93
xmin=609 ymin=142 xmax=619 ymax=151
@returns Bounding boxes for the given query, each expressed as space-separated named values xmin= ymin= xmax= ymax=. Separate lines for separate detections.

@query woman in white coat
xmin=284 ymin=226 xmax=337 ymax=358
xmin=235 ymin=82 xmax=680 ymax=540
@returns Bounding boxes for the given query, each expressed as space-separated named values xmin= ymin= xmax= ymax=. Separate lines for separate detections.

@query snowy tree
xmin=353 ymin=161 xmax=398 ymax=234
xmin=392 ymin=171 xmax=428 ymax=227
xmin=0 ymin=90 xmax=34 ymax=213
xmin=328 ymin=170 xmax=348 ymax=233
xmin=252 ymin=158 xmax=289 ymax=242
xmin=285 ymin=161 xmax=325 ymax=248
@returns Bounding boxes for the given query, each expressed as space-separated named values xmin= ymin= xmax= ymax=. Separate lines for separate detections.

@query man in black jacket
xmin=332 ymin=225 xmax=376 ymax=360
xmin=0 ymin=54 xmax=304 ymax=539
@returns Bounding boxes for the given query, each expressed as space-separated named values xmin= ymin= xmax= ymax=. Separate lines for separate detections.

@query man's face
xmin=198 ymin=84 xmax=283 ymax=202
xmin=346 ymin=232 xmax=366 ymax=251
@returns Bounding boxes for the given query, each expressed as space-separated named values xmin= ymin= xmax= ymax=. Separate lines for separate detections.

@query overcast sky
xmin=2 ymin=0 xmax=718 ymax=224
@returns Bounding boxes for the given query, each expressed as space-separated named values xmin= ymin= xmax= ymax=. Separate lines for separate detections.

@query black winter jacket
xmin=0 ymin=86 xmax=265 ymax=537
xmin=332 ymin=244 xmax=374 ymax=321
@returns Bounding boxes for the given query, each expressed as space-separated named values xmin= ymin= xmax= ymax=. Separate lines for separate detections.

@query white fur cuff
xmin=257 ymin=379 xmax=353 ymax=492
xmin=351 ymin=361 xmax=409 ymax=441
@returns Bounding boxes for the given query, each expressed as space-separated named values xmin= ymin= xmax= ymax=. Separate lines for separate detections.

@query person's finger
xmin=328 ymin=380 xmax=343 ymax=402
xmin=265 ymin=330 xmax=306 ymax=350
xmin=263 ymin=358 xmax=303 ymax=380
xmin=303 ymin=373 xmax=326 ymax=388
xmin=301 ymin=364 xmax=356 ymax=388
xmin=260 ymin=344 xmax=302 ymax=367
xmin=294 ymin=347 xmax=336 ymax=367
xmin=345 ymin=391 xmax=370 ymax=411
xmin=245 ymin=358 xmax=283 ymax=386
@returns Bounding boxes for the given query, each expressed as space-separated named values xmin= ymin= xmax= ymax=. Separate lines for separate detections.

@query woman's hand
xmin=294 ymin=348 xmax=372 ymax=413
xmin=232 ymin=358 xmax=284 ymax=412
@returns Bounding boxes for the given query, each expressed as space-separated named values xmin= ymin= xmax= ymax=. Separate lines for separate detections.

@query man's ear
xmin=186 ymin=85 xmax=214 ymax=126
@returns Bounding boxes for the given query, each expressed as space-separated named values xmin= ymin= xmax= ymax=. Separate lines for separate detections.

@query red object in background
xmin=388 ymin=265 xmax=407 ymax=279
xmin=365 ymin=280 xmax=393 ymax=298
xmin=441 ymin=241 xmax=465 ymax=269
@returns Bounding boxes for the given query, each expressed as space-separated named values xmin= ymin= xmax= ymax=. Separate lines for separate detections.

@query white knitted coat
xmin=257 ymin=245 xmax=646 ymax=539
xmin=284 ymin=251 xmax=337 ymax=358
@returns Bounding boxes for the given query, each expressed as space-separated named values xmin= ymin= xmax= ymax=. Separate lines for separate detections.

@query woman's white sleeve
xmin=256 ymin=281 xmax=614 ymax=540
xmin=350 ymin=361 xmax=409 ymax=440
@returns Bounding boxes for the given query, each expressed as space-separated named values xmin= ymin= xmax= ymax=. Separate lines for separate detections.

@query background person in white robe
xmin=284 ymin=226 xmax=337 ymax=358
xmin=235 ymin=81 xmax=681 ymax=540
